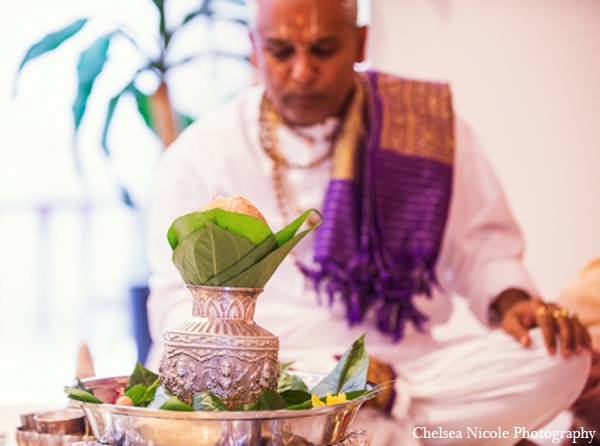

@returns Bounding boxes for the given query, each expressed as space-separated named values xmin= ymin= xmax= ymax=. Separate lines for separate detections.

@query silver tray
xmin=78 ymin=372 xmax=378 ymax=446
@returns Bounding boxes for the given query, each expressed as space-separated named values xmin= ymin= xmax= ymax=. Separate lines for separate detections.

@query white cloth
xmin=146 ymin=84 xmax=590 ymax=445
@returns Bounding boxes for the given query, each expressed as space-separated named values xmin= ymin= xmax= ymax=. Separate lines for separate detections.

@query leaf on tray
xmin=159 ymin=396 xmax=194 ymax=411
xmin=192 ymin=392 xmax=228 ymax=411
xmin=258 ymin=389 xmax=288 ymax=410
xmin=126 ymin=361 xmax=159 ymax=391
xmin=64 ymin=387 xmax=103 ymax=404
xmin=310 ymin=334 xmax=369 ymax=397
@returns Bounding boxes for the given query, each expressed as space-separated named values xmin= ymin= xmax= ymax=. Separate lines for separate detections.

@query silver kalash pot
xmin=158 ymin=285 xmax=279 ymax=409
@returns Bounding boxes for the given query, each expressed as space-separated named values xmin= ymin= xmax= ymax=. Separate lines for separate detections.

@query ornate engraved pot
xmin=158 ymin=285 xmax=279 ymax=409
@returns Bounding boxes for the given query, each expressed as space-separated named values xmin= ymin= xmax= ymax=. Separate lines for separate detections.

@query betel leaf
xmin=168 ymin=212 xmax=209 ymax=249
xmin=168 ymin=209 xmax=273 ymax=250
xmin=202 ymin=208 xmax=273 ymax=245
xmin=125 ymin=383 xmax=148 ymax=406
xmin=204 ymin=235 xmax=278 ymax=286
xmin=311 ymin=334 xmax=369 ymax=397
xmin=222 ymin=224 xmax=319 ymax=288
xmin=126 ymin=361 xmax=159 ymax=392
xmin=280 ymin=389 xmax=311 ymax=406
xmin=64 ymin=387 xmax=103 ymax=404
xmin=234 ymin=402 xmax=262 ymax=411
xmin=15 ymin=19 xmax=88 ymax=77
xmin=192 ymin=392 xmax=228 ymax=411
xmin=74 ymin=377 xmax=95 ymax=395
xmin=285 ymin=400 xmax=313 ymax=411
xmin=277 ymin=363 xmax=309 ymax=393
xmin=258 ymin=389 xmax=288 ymax=410
xmin=159 ymin=396 xmax=194 ymax=411
xmin=274 ymin=209 xmax=321 ymax=246
xmin=172 ymin=221 xmax=257 ymax=284
xmin=73 ymin=33 xmax=115 ymax=130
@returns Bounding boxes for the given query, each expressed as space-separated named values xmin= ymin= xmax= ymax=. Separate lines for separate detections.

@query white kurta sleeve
xmin=437 ymin=117 xmax=540 ymax=326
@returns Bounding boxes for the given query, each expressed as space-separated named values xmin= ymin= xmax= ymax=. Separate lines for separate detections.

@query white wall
xmin=367 ymin=0 xmax=600 ymax=301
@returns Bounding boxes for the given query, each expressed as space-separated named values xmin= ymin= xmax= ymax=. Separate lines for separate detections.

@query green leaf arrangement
xmin=167 ymin=208 xmax=322 ymax=288
xmin=66 ymin=335 xmax=381 ymax=412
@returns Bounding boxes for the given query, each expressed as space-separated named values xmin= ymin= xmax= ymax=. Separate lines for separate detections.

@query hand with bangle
xmin=492 ymin=288 xmax=591 ymax=357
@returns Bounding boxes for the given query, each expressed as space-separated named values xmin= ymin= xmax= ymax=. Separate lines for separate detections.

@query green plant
xmin=15 ymin=0 xmax=250 ymax=207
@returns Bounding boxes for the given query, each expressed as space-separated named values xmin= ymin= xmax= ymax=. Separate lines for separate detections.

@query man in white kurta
xmin=146 ymin=0 xmax=591 ymax=444
xmin=146 ymin=84 xmax=590 ymax=445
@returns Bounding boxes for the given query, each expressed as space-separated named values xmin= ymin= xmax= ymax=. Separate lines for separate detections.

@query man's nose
xmin=290 ymin=53 xmax=316 ymax=85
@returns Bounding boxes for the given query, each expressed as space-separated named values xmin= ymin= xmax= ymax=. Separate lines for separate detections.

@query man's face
xmin=251 ymin=0 xmax=367 ymax=126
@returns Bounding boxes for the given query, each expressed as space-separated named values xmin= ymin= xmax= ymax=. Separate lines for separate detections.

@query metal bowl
xmin=78 ymin=372 xmax=379 ymax=446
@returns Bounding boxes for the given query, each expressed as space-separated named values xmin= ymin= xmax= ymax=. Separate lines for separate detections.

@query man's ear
xmin=355 ymin=26 xmax=368 ymax=63
xmin=249 ymin=31 xmax=258 ymax=68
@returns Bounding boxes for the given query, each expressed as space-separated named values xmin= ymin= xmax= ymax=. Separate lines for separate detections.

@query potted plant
xmin=14 ymin=0 xmax=252 ymax=363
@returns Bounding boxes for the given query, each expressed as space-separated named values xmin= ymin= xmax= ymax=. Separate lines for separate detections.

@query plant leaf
xmin=202 ymin=208 xmax=273 ymax=245
xmin=205 ymin=235 xmax=278 ymax=286
xmin=176 ymin=111 xmax=195 ymax=131
xmin=74 ymin=377 xmax=95 ymax=395
xmin=159 ymin=396 xmax=195 ymax=411
xmin=192 ymin=392 xmax=228 ymax=411
xmin=258 ymin=389 xmax=288 ymax=410
xmin=222 ymin=224 xmax=318 ymax=288
xmin=277 ymin=363 xmax=309 ymax=393
xmin=73 ymin=33 xmax=115 ymax=130
xmin=234 ymin=402 xmax=262 ymax=411
xmin=125 ymin=383 xmax=148 ymax=406
xmin=285 ymin=400 xmax=313 ymax=411
xmin=168 ymin=212 xmax=209 ymax=249
xmin=274 ymin=209 xmax=321 ymax=246
xmin=102 ymin=81 xmax=134 ymax=155
xmin=125 ymin=361 xmax=159 ymax=392
xmin=280 ymin=389 xmax=311 ymax=406
xmin=172 ymin=221 xmax=257 ymax=285
xmin=139 ymin=379 xmax=161 ymax=406
xmin=64 ymin=387 xmax=103 ymax=404
xmin=132 ymin=85 xmax=157 ymax=136
xmin=311 ymin=334 xmax=369 ymax=396
xmin=16 ymin=19 xmax=88 ymax=77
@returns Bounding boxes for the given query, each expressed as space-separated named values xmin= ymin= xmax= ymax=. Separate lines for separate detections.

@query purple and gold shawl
xmin=308 ymin=71 xmax=455 ymax=341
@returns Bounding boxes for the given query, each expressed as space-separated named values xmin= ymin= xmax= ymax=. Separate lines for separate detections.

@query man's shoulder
xmin=366 ymin=70 xmax=451 ymax=92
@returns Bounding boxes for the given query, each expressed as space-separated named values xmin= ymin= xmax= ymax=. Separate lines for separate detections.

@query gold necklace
xmin=259 ymin=77 xmax=366 ymax=228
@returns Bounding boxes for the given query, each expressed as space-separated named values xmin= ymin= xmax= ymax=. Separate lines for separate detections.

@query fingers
xmin=570 ymin=314 xmax=592 ymax=353
xmin=536 ymin=304 xmax=590 ymax=357
xmin=536 ymin=304 xmax=559 ymax=355
xmin=554 ymin=312 xmax=574 ymax=357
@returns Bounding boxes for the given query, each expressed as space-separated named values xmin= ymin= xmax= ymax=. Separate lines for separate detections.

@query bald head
xmin=249 ymin=0 xmax=358 ymax=30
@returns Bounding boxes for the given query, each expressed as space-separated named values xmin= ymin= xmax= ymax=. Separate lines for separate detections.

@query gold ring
xmin=536 ymin=305 xmax=550 ymax=318
xmin=552 ymin=308 xmax=570 ymax=319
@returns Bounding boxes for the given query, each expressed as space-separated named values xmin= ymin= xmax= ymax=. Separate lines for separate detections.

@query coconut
xmin=200 ymin=196 xmax=268 ymax=225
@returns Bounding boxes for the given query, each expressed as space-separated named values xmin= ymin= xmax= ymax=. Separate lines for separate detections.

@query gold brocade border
xmin=377 ymin=75 xmax=454 ymax=166
xmin=330 ymin=74 xmax=367 ymax=181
